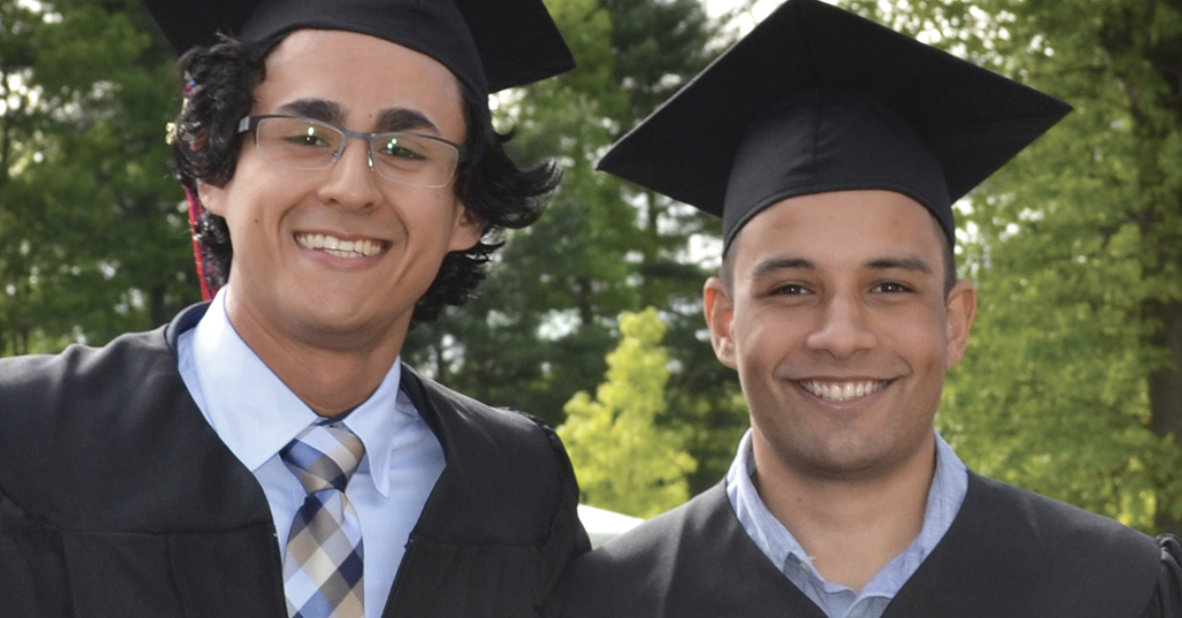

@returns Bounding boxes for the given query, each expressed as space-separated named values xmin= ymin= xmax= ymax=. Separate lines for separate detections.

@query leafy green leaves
xmin=558 ymin=308 xmax=697 ymax=518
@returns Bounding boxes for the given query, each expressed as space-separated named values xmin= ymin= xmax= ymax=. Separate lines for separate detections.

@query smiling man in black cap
xmin=0 ymin=1 xmax=589 ymax=617
xmin=548 ymin=1 xmax=1180 ymax=617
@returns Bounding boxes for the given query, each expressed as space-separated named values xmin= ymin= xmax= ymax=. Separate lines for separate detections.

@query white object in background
xmin=577 ymin=504 xmax=644 ymax=548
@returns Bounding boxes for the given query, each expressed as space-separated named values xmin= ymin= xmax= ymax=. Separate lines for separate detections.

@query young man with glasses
xmin=0 ymin=1 xmax=588 ymax=616
xmin=548 ymin=1 xmax=1180 ymax=616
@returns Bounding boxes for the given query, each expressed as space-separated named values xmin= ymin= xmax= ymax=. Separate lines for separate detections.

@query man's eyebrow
xmin=272 ymin=101 xmax=439 ymax=135
xmin=749 ymin=257 xmax=816 ymax=280
xmin=375 ymin=108 xmax=439 ymax=134
xmin=866 ymin=255 xmax=934 ymax=275
xmin=746 ymin=255 xmax=935 ymax=279
xmin=277 ymin=99 xmax=345 ymax=124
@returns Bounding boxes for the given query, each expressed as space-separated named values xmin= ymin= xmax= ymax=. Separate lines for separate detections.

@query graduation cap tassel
xmin=185 ymin=186 xmax=217 ymax=302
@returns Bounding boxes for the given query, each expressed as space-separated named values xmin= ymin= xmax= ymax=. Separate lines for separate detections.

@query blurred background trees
xmin=0 ymin=0 xmax=198 ymax=355
xmin=2 ymin=0 xmax=1179 ymax=531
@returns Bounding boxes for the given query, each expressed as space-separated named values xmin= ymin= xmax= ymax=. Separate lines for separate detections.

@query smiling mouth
xmin=296 ymin=233 xmax=387 ymax=258
xmin=799 ymin=380 xmax=888 ymax=402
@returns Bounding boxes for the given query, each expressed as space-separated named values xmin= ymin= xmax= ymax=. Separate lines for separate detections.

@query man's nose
xmin=317 ymin=137 xmax=382 ymax=210
xmin=805 ymin=293 xmax=877 ymax=358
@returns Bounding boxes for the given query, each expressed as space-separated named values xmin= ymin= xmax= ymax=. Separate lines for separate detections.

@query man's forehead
xmin=262 ymin=28 xmax=455 ymax=81
xmin=729 ymin=189 xmax=947 ymax=269
xmin=256 ymin=30 xmax=464 ymax=112
xmin=742 ymin=189 xmax=936 ymax=233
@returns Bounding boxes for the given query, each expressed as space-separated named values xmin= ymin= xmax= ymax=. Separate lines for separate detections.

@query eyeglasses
xmin=237 ymin=115 xmax=464 ymax=188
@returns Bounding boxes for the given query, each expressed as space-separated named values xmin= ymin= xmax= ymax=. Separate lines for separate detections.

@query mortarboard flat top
xmin=144 ymin=0 xmax=574 ymax=97
xmin=597 ymin=0 xmax=1071 ymax=247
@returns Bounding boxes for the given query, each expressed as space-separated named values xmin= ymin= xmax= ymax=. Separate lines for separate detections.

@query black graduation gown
xmin=549 ymin=476 xmax=1182 ymax=618
xmin=0 ymin=304 xmax=590 ymax=618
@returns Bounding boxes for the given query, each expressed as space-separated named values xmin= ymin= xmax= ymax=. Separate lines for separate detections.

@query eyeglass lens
xmin=252 ymin=117 xmax=459 ymax=188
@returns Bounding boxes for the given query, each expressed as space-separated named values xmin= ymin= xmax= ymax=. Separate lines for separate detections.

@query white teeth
xmin=801 ymin=380 xmax=885 ymax=402
xmin=296 ymin=233 xmax=384 ymax=257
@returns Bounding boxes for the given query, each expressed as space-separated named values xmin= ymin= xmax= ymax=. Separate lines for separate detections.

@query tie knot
xmin=280 ymin=424 xmax=366 ymax=495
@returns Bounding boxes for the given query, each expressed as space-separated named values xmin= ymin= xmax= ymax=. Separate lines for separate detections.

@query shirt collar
xmin=725 ymin=427 xmax=968 ymax=597
xmin=189 ymin=287 xmax=416 ymax=497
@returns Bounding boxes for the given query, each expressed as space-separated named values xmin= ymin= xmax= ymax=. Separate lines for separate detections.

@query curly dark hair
xmin=170 ymin=34 xmax=559 ymax=325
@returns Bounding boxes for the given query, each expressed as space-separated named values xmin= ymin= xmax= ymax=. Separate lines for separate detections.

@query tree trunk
xmin=1151 ymin=301 xmax=1182 ymax=536
xmin=1115 ymin=0 xmax=1182 ymax=537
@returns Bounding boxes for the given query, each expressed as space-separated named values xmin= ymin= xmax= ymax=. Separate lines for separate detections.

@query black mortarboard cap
xmin=144 ymin=0 xmax=574 ymax=98
xmin=597 ymin=0 xmax=1071 ymax=248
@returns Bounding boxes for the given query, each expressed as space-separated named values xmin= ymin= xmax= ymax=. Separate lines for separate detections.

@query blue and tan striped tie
xmin=281 ymin=424 xmax=366 ymax=618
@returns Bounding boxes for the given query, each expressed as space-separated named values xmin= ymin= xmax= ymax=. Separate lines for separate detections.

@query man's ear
xmin=704 ymin=277 xmax=738 ymax=369
xmin=944 ymin=279 xmax=978 ymax=368
xmin=196 ymin=181 xmax=228 ymax=217
xmin=448 ymin=206 xmax=484 ymax=252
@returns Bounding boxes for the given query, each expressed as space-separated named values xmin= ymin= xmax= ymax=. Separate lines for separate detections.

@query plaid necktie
xmin=281 ymin=424 xmax=366 ymax=618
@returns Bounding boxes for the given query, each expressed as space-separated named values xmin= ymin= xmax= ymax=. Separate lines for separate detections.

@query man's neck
xmin=223 ymin=295 xmax=408 ymax=418
xmin=751 ymin=435 xmax=937 ymax=592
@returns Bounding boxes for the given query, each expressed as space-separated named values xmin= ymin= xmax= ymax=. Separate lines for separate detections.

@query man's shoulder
xmin=964 ymin=473 xmax=1162 ymax=586
xmin=0 ymin=325 xmax=180 ymax=447
xmin=401 ymin=365 xmax=563 ymax=458
xmin=549 ymin=485 xmax=808 ymax=618
xmin=0 ymin=325 xmax=170 ymax=390
xmin=394 ymin=367 xmax=590 ymax=586
xmin=886 ymin=472 xmax=1165 ymax=617
xmin=400 ymin=365 xmax=582 ymax=531
xmin=585 ymin=483 xmax=732 ymax=563
xmin=0 ymin=316 xmax=265 ymax=532
xmin=547 ymin=488 xmax=715 ymax=618
xmin=0 ymin=302 xmax=202 ymax=397
xmin=965 ymin=472 xmax=1156 ymax=550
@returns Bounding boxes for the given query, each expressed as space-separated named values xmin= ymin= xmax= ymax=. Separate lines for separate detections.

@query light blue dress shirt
xmin=725 ymin=429 xmax=968 ymax=618
xmin=177 ymin=288 xmax=445 ymax=618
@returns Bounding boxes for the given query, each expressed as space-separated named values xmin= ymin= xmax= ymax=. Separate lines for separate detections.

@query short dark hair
xmin=718 ymin=209 xmax=958 ymax=297
xmin=170 ymin=34 xmax=559 ymax=325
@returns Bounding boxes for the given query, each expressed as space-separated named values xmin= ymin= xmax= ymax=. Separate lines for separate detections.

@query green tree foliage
xmin=0 ymin=0 xmax=196 ymax=355
xmin=837 ymin=0 xmax=1182 ymax=533
xmin=558 ymin=307 xmax=697 ymax=517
